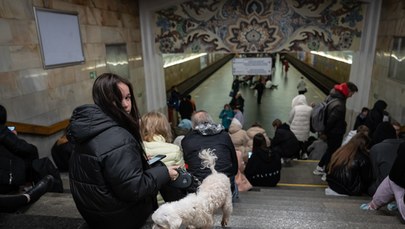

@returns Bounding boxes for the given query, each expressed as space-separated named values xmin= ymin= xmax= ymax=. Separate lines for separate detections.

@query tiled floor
xmin=190 ymin=54 xmax=328 ymax=186
xmin=190 ymin=54 xmax=326 ymax=137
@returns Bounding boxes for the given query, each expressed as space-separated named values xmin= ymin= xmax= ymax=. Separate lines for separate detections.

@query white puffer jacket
xmin=289 ymin=95 xmax=312 ymax=142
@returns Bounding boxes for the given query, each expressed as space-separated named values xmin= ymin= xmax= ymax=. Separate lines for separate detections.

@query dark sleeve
xmin=359 ymin=154 xmax=373 ymax=191
xmin=325 ymin=100 xmax=345 ymax=133
xmin=222 ymin=133 xmax=238 ymax=176
xmin=271 ymin=130 xmax=283 ymax=146
xmin=389 ymin=142 xmax=405 ymax=188
xmin=0 ymin=127 xmax=38 ymax=160
xmin=104 ymin=142 xmax=170 ymax=202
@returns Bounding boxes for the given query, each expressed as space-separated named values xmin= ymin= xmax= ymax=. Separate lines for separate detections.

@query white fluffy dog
xmin=152 ymin=149 xmax=233 ymax=229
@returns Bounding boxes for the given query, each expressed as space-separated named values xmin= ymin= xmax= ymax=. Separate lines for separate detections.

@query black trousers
xmin=318 ymin=133 xmax=344 ymax=169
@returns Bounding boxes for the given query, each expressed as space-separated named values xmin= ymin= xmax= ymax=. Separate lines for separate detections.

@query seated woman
xmin=326 ymin=132 xmax=372 ymax=196
xmin=245 ymin=133 xmax=281 ymax=187
xmin=360 ymin=141 xmax=405 ymax=221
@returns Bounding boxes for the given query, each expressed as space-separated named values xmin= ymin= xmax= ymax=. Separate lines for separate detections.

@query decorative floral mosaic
xmin=154 ymin=0 xmax=365 ymax=53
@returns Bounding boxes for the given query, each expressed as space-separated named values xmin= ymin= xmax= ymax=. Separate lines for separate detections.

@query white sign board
xmin=34 ymin=7 xmax=85 ymax=69
xmin=232 ymin=58 xmax=272 ymax=75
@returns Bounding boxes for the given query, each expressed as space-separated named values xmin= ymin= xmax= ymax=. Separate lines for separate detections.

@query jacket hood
xmin=194 ymin=122 xmax=224 ymax=136
xmin=334 ymin=83 xmax=350 ymax=97
xmin=229 ymin=118 xmax=242 ymax=134
xmin=372 ymin=100 xmax=387 ymax=112
xmin=291 ymin=95 xmax=308 ymax=107
xmin=68 ymin=104 xmax=119 ymax=143
xmin=329 ymin=88 xmax=346 ymax=101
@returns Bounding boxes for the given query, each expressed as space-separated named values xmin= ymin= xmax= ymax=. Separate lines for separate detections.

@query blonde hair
xmin=141 ymin=111 xmax=173 ymax=142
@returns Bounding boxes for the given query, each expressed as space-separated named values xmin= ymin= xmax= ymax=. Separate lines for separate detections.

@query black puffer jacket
xmin=181 ymin=123 xmax=238 ymax=182
xmin=324 ymin=89 xmax=347 ymax=135
xmin=326 ymin=151 xmax=372 ymax=196
xmin=389 ymin=142 xmax=405 ymax=189
xmin=0 ymin=125 xmax=38 ymax=189
xmin=245 ymin=147 xmax=281 ymax=187
xmin=68 ymin=104 xmax=170 ymax=229
xmin=271 ymin=123 xmax=300 ymax=158
xmin=365 ymin=100 xmax=387 ymax=137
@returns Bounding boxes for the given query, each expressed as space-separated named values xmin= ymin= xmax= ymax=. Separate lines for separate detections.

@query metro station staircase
xmin=0 ymin=161 xmax=403 ymax=228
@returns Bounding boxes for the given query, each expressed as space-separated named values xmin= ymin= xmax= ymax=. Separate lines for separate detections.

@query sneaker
xmin=321 ymin=173 xmax=327 ymax=181
xmin=283 ymin=158 xmax=292 ymax=167
xmin=360 ymin=203 xmax=374 ymax=210
xmin=387 ymin=202 xmax=398 ymax=211
xmin=313 ymin=166 xmax=325 ymax=175
xmin=301 ymin=153 xmax=308 ymax=160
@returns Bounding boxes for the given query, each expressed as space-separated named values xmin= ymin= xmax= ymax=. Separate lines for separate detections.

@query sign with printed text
xmin=232 ymin=58 xmax=272 ymax=75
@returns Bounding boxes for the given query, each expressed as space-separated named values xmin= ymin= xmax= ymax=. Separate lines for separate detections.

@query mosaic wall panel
xmin=154 ymin=0 xmax=365 ymax=53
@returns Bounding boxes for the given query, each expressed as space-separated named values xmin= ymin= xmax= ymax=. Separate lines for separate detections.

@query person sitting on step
xmin=360 ymin=141 xmax=405 ymax=222
xmin=326 ymin=132 xmax=372 ymax=196
xmin=245 ymin=133 xmax=281 ymax=187
xmin=271 ymin=119 xmax=300 ymax=166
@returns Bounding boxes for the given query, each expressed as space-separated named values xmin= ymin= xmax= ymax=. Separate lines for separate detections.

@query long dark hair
xmin=328 ymin=132 xmax=370 ymax=173
xmin=92 ymin=73 xmax=144 ymax=154
xmin=253 ymin=133 xmax=267 ymax=151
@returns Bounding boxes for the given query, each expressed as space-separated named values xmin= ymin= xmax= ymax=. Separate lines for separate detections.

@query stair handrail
xmin=6 ymin=119 xmax=69 ymax=136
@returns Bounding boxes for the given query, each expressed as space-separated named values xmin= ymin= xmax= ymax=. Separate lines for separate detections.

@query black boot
xmin=24 ymin=175 xmax=54 ymax=203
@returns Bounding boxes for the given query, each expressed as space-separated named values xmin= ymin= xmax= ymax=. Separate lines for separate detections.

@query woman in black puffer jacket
xmin=326 ymin=132 xmax=372 ymax=196
xmin=68 ymin=73 xmax=182 ymax=229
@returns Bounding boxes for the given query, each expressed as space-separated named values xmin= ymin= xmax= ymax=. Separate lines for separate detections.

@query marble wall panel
xmin=83 ymin=43 xmax=106 ymax=62
xmin=82 ymin=25 xmax=102 ymax=43
xmin=122 ymin=13 xmax=137 ymax=29
xmin=84 ymin=6 xmax=99 ymax=25
xmin=7 ymin=89 xmax=51 ymax=123
xmin=0 ymin=71 xmax=19 ymax=99
xmin=9 ymin=45 xmax=42 ymax=71
xmin=51 ymin=0 xmax=81 ymax=13
xmin=396 ymin=18 xmax=405 ymax=35
xmin=101 ymin=27 xmax=126 ymax=43
xmin=47 ymin=66 xmax=77 ymax=89
xmin=100 ymin=10 xmax=123 ymax=27
xmin=0 ymin=0 xmax=33 ymax=19
xmin=17 ymin=69 xmax=48 ymax=94
xmin=130 ymin=28 xmax=141 ymax=42
xmin=0 ymin=46 xmax=11 ymax=71
xmin=9 ymin=20 xmax=38 ymax=45
xmin=0 ymin=19 xmax=12 ymax=43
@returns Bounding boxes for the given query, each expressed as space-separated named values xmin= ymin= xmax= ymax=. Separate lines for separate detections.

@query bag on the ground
xmin=310 ymin=99 xmax=335 ymax=133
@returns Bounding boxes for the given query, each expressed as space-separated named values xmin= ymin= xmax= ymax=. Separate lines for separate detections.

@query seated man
xmin=181 ymin=110 xmax=238 ymax=199
xmin=0 ymin=105 xmax=39 ymax=194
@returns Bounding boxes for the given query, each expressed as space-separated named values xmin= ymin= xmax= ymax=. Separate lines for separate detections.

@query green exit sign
xmin=89 ymin=71 xmax=96 ymax=79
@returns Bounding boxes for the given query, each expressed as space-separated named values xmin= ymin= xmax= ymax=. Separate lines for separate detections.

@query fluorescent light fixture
xmin=310 ymin=51 xmax=352 ymax=64
xmin=163 ymin=53 xmax=208 ymax=68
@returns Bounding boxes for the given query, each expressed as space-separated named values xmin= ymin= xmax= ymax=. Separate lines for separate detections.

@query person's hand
xmin=167 ymin=166 xmax=180 ymax=181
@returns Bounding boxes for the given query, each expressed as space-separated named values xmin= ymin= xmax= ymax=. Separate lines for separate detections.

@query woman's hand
xmin=167 ymin=166 xmax=180 ymax=181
